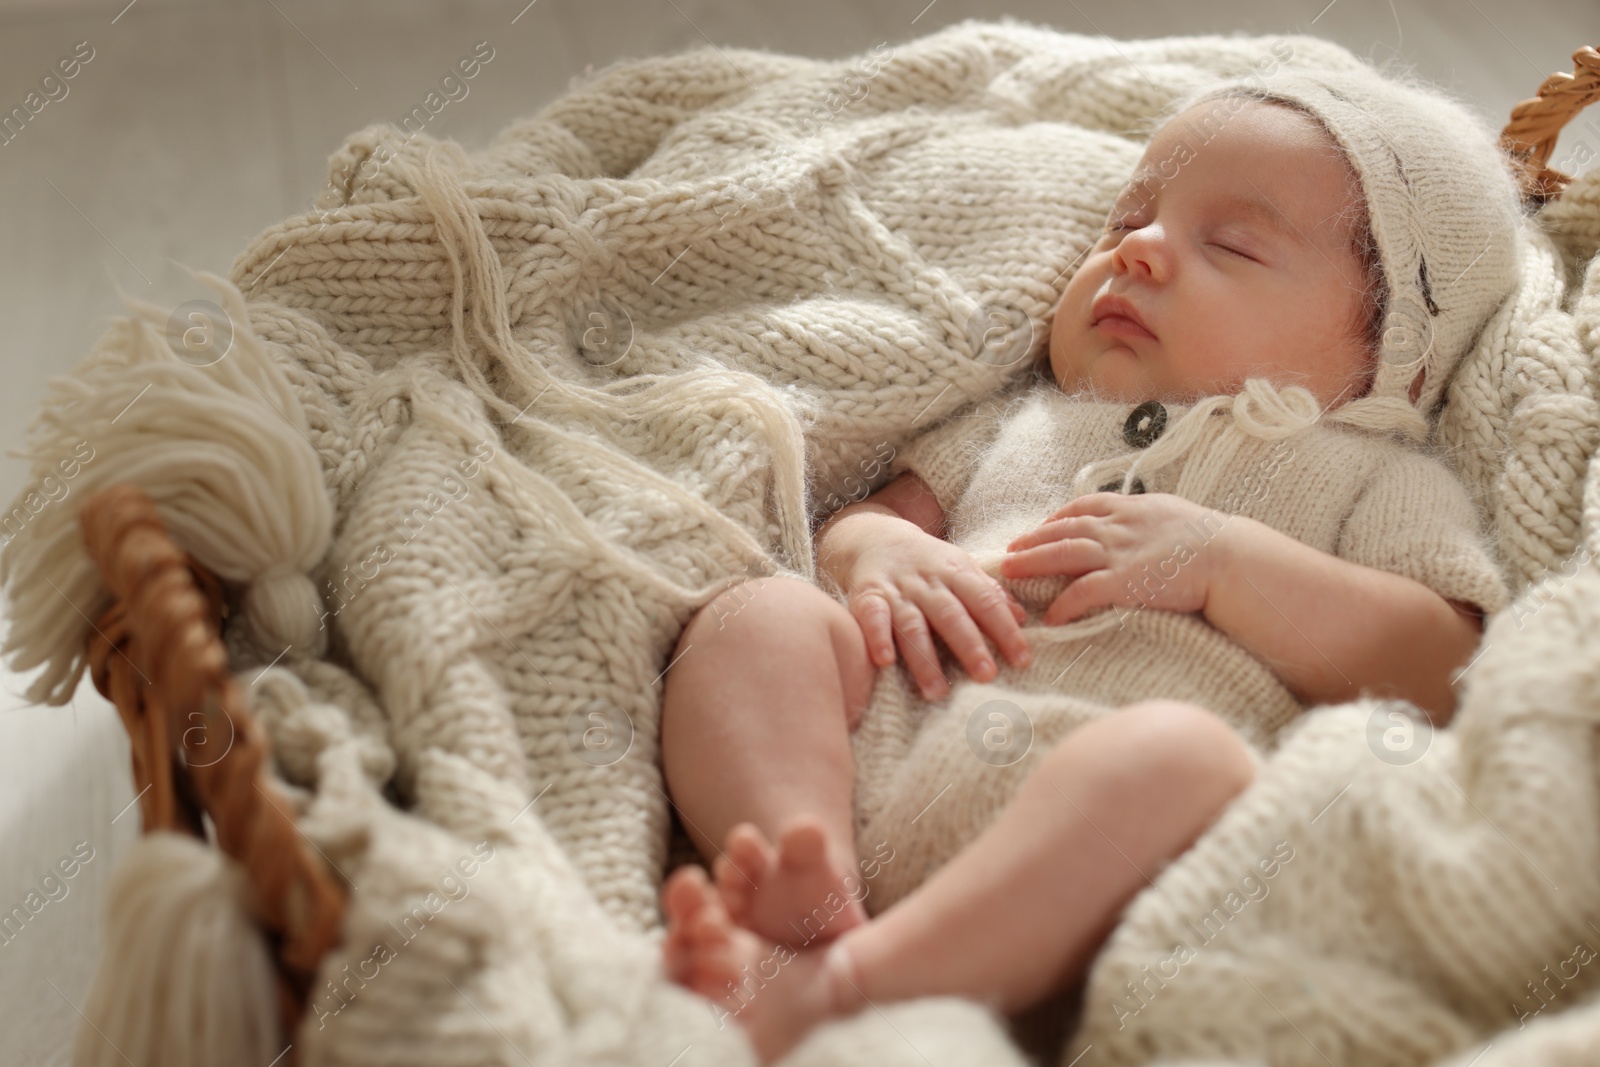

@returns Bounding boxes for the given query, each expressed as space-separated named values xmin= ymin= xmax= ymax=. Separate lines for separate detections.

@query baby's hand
xmin=845 ymin=523 xmax=1032 ymax=701
xmin=1000 ymin=492 xmax=1227 ymax=625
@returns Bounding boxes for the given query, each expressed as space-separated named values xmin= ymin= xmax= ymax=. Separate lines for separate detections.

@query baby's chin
xmin=1051 ymin=344 xmax=1164 ymax=403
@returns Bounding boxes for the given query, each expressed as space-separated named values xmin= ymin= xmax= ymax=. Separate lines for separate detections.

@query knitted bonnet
xmin=1167 ymin=64 xmax=1525 ymax=428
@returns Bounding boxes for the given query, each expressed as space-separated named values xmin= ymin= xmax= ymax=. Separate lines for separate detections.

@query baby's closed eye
xmin=1206 ymin=240 xmax=1258 ymax=262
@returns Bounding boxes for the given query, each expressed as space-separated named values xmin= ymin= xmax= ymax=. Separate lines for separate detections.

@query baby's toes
xmin=663 ymin=864 xmax=713 ymax=925
xmin=662 ymin=866 xmax=715 ymax=981
xmin=727 ymin=823 xmax=776 ymax=881
xmin=664 ymin=923 xmax=698 ymax=984
xmin=776 ymin=818 xmax=829 ymax=873
xmin=713 ymin=853 xmax=756 ymax=919
xmin=686 ymin=939 xmax=744 ymax=997
xmin=716 ymin=825 xmax=773 ymax=915
xmin=686 ymin=900 xmax=735 ymax=953
xmin=680 ymin=900 xmax=745 ymax=993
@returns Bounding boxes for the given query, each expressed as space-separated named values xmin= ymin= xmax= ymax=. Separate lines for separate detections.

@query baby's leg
xmin=835 ymin=698 xmax=1256 ymax=1013
xmin=660 ymin=574 xmax=878 ymax=946
xmin=664 ymin=699 xmax=1255 ymax=1064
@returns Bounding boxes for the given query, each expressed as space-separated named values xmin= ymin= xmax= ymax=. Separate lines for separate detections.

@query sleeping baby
xmin=654 ymin=60 xmax=1523 ymax=1064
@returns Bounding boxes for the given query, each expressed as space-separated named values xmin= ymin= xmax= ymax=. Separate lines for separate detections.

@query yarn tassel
xmin=72 ymin=832 xmax=282 ymax=1067
xmin=0 ymin=270 xmax=334 ymax=706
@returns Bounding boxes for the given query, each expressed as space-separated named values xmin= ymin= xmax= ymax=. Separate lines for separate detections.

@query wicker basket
xmin=79 ymin=486 xmax=345 ymax=1055
xmin=73 ymin=43 xmax=1600 ymax=1054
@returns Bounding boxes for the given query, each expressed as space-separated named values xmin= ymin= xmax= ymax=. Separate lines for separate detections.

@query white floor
xmin=1 ymin=1 xmax=1596 ymax=1064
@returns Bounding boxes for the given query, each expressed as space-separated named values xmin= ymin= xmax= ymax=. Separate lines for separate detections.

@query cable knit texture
xmin=1 ymin=19 xmax=1598 ymax=1067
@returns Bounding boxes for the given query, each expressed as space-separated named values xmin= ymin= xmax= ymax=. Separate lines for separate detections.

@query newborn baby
xmin=656 ymin=62 xmax=1522 ymax=1064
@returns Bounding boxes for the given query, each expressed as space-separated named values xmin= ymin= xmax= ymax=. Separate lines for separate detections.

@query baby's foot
xmin=661 ymin=863 xmax=856 ymax=1065
xmin=713 ymin=819 xmax=868 ymax=949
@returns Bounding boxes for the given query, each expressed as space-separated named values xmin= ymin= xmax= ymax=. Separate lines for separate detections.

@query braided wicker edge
xmin=79 ymin=484 xmax=345 ymax=1059
xmin=66 ymin=42 xmax=1599 ymax=1052
xmin=1501 ymin=46 xmax=1600 ymax=206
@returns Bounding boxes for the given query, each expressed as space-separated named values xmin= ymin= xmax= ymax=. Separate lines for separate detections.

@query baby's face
xmin=1049 ymin=99 xmax=1373 ymax=408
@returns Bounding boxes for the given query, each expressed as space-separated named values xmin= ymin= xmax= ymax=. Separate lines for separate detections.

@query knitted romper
xmin=842 ymin=376 xmax=1512 ymax=913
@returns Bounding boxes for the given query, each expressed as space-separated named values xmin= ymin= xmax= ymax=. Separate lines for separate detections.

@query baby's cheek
xmin=1176 ymin=324 xmax=1260 ymax=394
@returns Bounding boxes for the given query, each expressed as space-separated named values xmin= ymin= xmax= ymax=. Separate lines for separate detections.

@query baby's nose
xmin=1111 ymin=226 xmax=1168 ymax=280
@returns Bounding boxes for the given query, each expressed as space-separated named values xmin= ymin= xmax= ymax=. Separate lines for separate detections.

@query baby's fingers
xmin=850 ymin=591 xmax=897 ymax=668
xmin=1002 ymin=537 xmax=1104 ymax=580
xmin=950 ymin=571 xmax=1030 ymax=669
xmin=888 ymin=597 xmax=951 ymax=700
xmin=917 ymin=584 xmax=1000 ymax=687
xmin=1044 ymin=569 xmax=1117 ymax=626
xmin=1008 ymin=518 xmax=1076 ymax=551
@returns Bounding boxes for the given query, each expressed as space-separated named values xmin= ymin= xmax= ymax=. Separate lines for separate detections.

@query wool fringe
xmin=0 ymin=270 xmax=334 ymax=706
xmin=72 ymin=832 xmax=282 ymax=1067
xmin=403 ymin=144 xmax=819 ymax=583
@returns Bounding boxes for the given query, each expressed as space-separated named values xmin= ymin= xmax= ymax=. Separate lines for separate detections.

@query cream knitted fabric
xmin=1074 ymin=456 xmax=1600 ymax=1067
xmin=1436 ymin=207 xmax=1600 ymax=589
xmin=848 ymin=373 xmax=1509 ymax=910
xmin=0 ymin=19 xmax=1595 ymax=1067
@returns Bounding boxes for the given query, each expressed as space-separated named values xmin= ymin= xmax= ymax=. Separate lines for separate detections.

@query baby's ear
xmin=1408 ymin=367 xmax=1426 ymax=404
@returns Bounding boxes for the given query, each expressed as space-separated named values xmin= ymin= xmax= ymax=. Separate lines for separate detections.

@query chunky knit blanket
xmin=4 ymin=18 xmax=1600 ymax=1067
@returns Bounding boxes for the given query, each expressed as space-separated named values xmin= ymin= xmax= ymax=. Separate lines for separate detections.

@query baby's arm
xmin=817 ymin=472 xmax=1030 ymax=700
xmin=1002 ymin=489 xmax=1489 ymax=725
xmin=1202 ymin=516 xmax=1482 ymax=725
